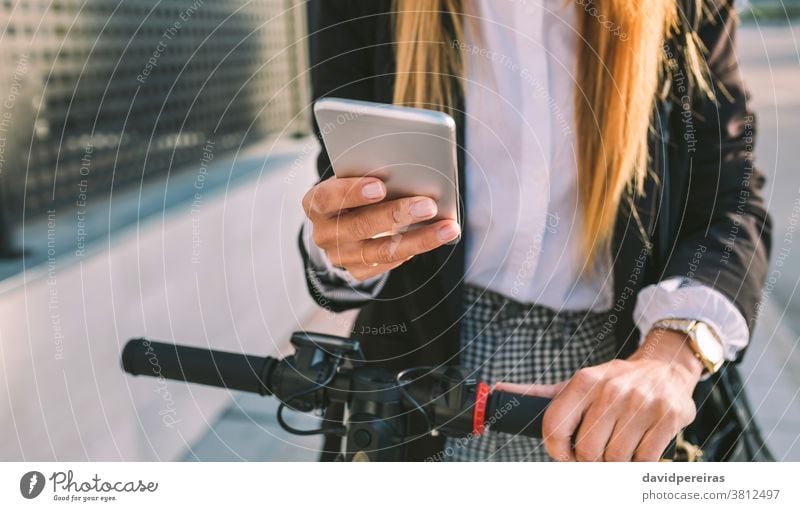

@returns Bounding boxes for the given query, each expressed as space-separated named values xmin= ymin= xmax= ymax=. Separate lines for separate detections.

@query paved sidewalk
xmin=181 ymin=309 xmax=355 ymax=461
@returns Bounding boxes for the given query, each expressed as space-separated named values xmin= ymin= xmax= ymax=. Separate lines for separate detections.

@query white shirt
xmin=303 ymin=0 xmax=749 ymax=360
xmin=461 ymin=0 xmax=613 ymax=311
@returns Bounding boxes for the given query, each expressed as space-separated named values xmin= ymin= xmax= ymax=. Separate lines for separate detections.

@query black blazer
xmin=301 ymin=0 xmax=771 ymax=458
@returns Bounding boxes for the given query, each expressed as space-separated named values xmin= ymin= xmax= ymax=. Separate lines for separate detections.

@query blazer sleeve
xmin=663 ymin=0 xmax=772 ymax=361
xmin=299 ymin=0 xmax=387 ymax=312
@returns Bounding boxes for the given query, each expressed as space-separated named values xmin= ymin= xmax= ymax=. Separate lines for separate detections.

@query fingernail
xmin=437 ymin=223 xmax=461 ymax=242
xmin=362 ymin=181 xmax=384 ymax=200
xmin=410 ymin=198 xmax=437 ymax=219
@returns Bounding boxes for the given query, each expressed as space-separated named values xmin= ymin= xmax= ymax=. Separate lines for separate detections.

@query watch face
xmin=693 ymin=322 xmax=724 ymax=364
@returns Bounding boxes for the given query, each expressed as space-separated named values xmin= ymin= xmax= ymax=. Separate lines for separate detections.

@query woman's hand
xmin=302 ymin=176 xmax=461 ymax=282
xmin=496 ymin=329 xmax=704 ymax=461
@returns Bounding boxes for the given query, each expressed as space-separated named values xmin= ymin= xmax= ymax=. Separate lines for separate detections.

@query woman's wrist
xmin=631 ymin=328 xmax=704 ymax=386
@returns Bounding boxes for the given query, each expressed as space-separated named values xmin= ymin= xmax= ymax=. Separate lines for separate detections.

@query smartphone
xmin=313 ymin=97 xmax=461 ymax=244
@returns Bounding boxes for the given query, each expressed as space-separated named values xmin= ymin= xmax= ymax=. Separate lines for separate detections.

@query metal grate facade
xmin=0 ymin=0 xmax=309 ymax=229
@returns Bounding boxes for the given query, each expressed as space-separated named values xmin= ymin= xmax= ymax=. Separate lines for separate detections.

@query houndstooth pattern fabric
xmin=444 ymin=284 xmax=617 ymax=462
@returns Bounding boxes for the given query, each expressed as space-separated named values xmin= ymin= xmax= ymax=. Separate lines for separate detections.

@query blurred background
xmin=0 ymin=0 xmax=797 ymax=462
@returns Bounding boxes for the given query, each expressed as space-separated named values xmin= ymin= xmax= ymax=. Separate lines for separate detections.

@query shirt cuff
xmin=633 ymin=277 xmax=750 ymax=361
xmin=301 ymin=217 xmax=388 ymax=301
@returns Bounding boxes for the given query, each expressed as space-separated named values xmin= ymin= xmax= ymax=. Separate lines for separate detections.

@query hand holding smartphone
xmin=301 ymin=98 xmax=462 ymax=282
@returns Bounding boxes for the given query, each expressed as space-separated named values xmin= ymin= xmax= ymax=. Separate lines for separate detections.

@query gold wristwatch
xmin=651 ymin=318 xmax=725 ymax=375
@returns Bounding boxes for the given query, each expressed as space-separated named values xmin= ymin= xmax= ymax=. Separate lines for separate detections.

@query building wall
xmin=0 ymin=0 xmax=310 ymax=224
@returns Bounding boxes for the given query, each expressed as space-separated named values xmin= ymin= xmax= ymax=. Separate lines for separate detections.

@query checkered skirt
xmin=444 ymin=284 xmax=617 ymax=462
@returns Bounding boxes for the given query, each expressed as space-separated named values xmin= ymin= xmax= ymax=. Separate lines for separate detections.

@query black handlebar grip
xmin=485 ymin=390 xmax=551 ymax=438
xmin=121 ymin=339 xmax=277 ymax=396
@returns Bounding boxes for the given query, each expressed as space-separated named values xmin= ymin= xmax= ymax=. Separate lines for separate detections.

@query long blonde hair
xmin=391 ymin=0 xmax=706 ymax=267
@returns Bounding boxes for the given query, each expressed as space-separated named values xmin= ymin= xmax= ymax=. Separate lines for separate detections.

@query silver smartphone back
xmin=313 ymin=97 xmax=461 ymax=242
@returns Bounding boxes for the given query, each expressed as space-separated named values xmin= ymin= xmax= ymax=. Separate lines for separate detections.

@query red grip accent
xmin=472 ymin=382 xmax=490 ymax=436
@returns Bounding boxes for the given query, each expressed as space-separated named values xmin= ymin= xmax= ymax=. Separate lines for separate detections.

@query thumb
xmin=493 ymin=380 xmax=568 ymax=398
